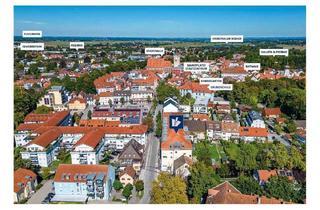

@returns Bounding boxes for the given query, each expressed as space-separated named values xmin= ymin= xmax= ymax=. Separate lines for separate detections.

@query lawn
xmin=209 ymin=144 xmax=220 ymax=161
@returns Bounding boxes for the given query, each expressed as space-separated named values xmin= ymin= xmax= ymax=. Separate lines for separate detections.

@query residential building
xmin=14 ymin=168 xmax=38 ymax=203
xmin=193 ymin=97 xmax=209 ymax=114
xmin=21 ymin=128 xmax=62 ymax=167
xmin=161 ymin=129 xmax=192 ymax=173
xmin=220 ymin=122 xmax=240 ymax=140
xmin=254 ymin=170 xmax=278 ymax=186
xmin=179 ymin=81 xmax=214 ymax=101
xmin=37 ymin=86 xmax=69 ymax=111
xmin=184 ymin=120 xmax=207 ymax=142
xmin=71 ymin=129 xmax=105 ymax=165
xmin=262 ymin=107 xmax=282 ymax=119
xmin=163 ymin=97 xmax=179 ymax=113
xmin=52 ymin=164 xmax=115 ymax=202
xmin=239 ymin=127 xmax=268 ymax=142
xmin=206 ymin=181 xmax=291 ymax=204
xmin=246 ymin=111 xmax=266 ymax=128
xmin=103 ymin=125 xmax=148 ymax=150
xmin=118 ymin=139 xmax=144 ymax=172
xmin=206 ymin=121 xmax=222 ymax=140
xmin=119 ymin=166 xmax=136 ymax=186
xmin=68 ymin=97 xmax=87 ymax=111
xmin=146 ymin=57 xmax=172 ymax=71
xmin=173 ymin=154 xmax=193 ymax=179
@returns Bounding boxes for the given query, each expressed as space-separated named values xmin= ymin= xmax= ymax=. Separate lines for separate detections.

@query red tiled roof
xmin=221 ymin=122 xmax=239 ymax=133
xmin=14 ymin=168 xmax=37 ymax=193
xmin=54 ymin=164 xmax=108 ymax=183
xmin=191 ymin=114 xmax=209 ymax=121
xmin=74 ymin=129 xmax=105 ymax=149
xmin=239 ymin=127 xmax=268 ymax=137
xmin=263 ymin=108 xmax=282 ymax=116
xmin=119 ymin=166 xmax=136 ymax=178
xmin=161 ymin=129 xmax=192 ymax=150
xmin=257 ymin=170 xmax=278 ymax=182
xmin=179 ymin=81 xmax=213 ymax=93
xmin=146 ymin=58 xmax=172 ymax=69
xmin=206 ymin=181 xmax=291 ymax=204
xmin=101 ymin=125 xmax=148 ymax=134
xmin=221 ymin=66 xmax=247 ymax=74
xmin=27 ymin=128 xmax=61 ymax=148
xmin=69 ymin=97 xmax=86 ymax=104
xmin=79 ymin=119 xmax=120 ymax=127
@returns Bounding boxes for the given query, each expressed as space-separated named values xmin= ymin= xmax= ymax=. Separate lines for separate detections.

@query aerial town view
xmin=13 ymin=6 xmax=306 ymax=204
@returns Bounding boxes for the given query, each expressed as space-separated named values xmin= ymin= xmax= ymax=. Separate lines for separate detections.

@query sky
xmin=14 ymin=6 xmax=306 ymax=38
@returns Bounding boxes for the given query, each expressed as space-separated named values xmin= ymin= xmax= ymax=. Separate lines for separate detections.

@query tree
xmin=193 ymin=141 xmax=212 ymax=166
xmin=72 ymin=113 xmax=81 ymax=125
xmin=235 ymin=143 xmax=258 ymax=173
xmin=34 ymin=105 xmax=53 ymax=114
xmin=122 ymin=183 xmax=133 ymax=201
xmin=120 ymin=97 xmax=125 ymax=106
xmin=87 ymin=110 xmax=92 ymax=119
xmin=134 ymin=180 xmax=144 ymax=195
xmin=108 ymin=99 xmax=113 ymax=107
xmin=232 ymin=175 xmax=263 ymax=196
xmin=216 ymin=164 xmax=230 ymax=178
xmin=155 ymin=112 xmax=162 ymax=137
xmin=265 ymin=176 xmax=300 ymax=203
xmin=143 ymin=114 xmax=154 ymax=132
xmin=150 ymin=172 xmax=188 ymax=204
xmin=41 ymin=167 xmax=52 ymax=180
xmin=188 ymin=161 xmax=220 ymax=203
xmin=113 ymin=179 xmax=123 ymax=191
xmin=290 ymin=146 xmax=306 ymax=171
xmin=156 ymin=81 xmax=180 ymax=103
xmin=285 ymin=120 xmax=297 ymax=133
xmin=272 ymin=143 xmax=290 ymax=169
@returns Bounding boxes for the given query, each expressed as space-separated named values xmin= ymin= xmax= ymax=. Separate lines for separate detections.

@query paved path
xmin=268 ymin=133 xmax=291 ymax=147
xmin=27 ymin=180 xmax=53 ymax=204
xmin=81 ymin=104 xmax=94 ymax=120
xmin=139 ymin=104 xmax=162 ymax=204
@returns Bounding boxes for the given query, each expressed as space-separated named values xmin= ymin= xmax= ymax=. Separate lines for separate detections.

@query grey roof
xmin=173 ymin=155 xmax=192 ymax=170
xmin=184 ymin=120 xmax=206 ymax=133
xmin=248 ymin=111 xmax=263 ymax=121
xmin=118 ymin=139 xmax=143 ymax=161
xmin=294 ymin=120 xmax=306 ymax=129
xmin=163 ymin=97 xmax=178 ymax=108
xmin=222 ymin=113 xmax=234 ymax=122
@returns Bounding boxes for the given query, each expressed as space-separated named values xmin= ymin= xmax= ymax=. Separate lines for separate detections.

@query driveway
xmin=27 ymin=180 xmax=53 ymax=204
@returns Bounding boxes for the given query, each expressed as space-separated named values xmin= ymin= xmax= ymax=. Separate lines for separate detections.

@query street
xmin=139 ymin=104 xmax=162 ymax=204
xmin=27 ymin=180 xmax=53 ymax=204
xmin=81 ymin=104 xmax=94 ymax=120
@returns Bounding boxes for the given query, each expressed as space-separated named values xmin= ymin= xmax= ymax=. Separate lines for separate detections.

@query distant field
xmin=277 ymin=44 xmax=306 ymax=50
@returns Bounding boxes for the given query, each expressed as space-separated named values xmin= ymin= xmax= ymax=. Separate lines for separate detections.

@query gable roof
xmin=239 ymin=127 xmax=268 ymax=137
xmin=74 ymin=129 xmax=105 ymax=149
xmin=14 ymin=168 xmax=37 ymax=193
xmin=161 ymin=129 xmax=192 ymax=150
xmin=27 ymin=128 xmax=62 ymax=148
xmin=54 ymin=164 xmax=108 ymax=183
xmin=206 ymin=181 xmax=290 ymax=204
xmin=119 ymin=166 xmax=136 ymax=178
xmin=184 ymin=120 xmax=207 ymax=133
xmin=173 ymin=154 xmax=193 ymax=170
xmin=263 ymin=107 xmax=282 ymax=116
xmin=257 ymin=170 xmax=278 ymax=182
xmin=118 ymin=139 xmax=143 ymax=161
